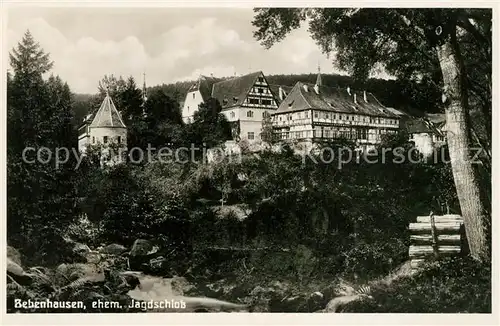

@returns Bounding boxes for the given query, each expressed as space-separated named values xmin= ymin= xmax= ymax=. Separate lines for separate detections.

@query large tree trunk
xmin=435 ymin=26 xmax=490 ymax=262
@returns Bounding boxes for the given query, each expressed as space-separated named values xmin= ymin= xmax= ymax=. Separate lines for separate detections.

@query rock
xmin=129 ymin=239 xmax=155 ymax=257
xmin=85 ymin=251 xmax=104 ymax=264
xmin=323 ymin=294 xmax=373 ymax=313
xmin=129 ymin=239 xmax=161 ymax=271
xmin=7 ymin=257 xmax=26 ymax=277
xmin=7 ymin=246 xmax=22 ymax=266
xmin=307 ymin=291 xmax=325 ymax=312
xmin=269 ymin=295 xmax=308 ymax=312
xmin=100 ymin=244 xmax=127 ymax=255
xmin=170 ymin=276 xmax=194 ymax=296
xmin=73 ymin=242 xmax=91 ymax=255
xmin=55 ymin=263 xmax=99 ymax=284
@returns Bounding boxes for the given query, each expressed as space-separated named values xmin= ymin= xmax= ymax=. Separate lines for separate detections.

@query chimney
xmin=347 ymin=86 xmax=351 ymax=96
xmin=303 ymin=84 xmax=309 ymax=92
xmin=314 ymin=84 xmax=319 ymax=94
xmin=363 ymin=91 xmax=367 ymax=102
xmin=354 ymin=93 xmax=357 ymax=104
xmin=210 ymin=73 xmax=214 ymax=77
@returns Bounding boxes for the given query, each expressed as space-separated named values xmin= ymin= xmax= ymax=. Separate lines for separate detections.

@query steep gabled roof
xmin=89 ymin=93 xmax=126 ymax=128
xmin=188 ymin=75 xmax=223 ymax=101
xmin=405 ymin=118 xmax=444 ymax=135
xmin=268 ymin=84 xmax=294 ymax=104
xmin=274 ymin=81 xmax=398 ymax=118
xmin=211 ymin=71 xmax=263 ymax=110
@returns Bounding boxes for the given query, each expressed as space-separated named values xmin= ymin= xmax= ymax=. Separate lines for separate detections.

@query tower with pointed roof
xmin=78 ymin=89 xmax=127 ymax=163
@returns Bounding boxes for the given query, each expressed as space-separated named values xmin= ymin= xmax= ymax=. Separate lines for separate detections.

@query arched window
xmin=247 ymin=110 xmax=254 ymax=118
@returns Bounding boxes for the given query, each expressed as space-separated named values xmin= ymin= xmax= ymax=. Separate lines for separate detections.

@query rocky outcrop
xmin=100 ymin=243 xmax=127 ymax=255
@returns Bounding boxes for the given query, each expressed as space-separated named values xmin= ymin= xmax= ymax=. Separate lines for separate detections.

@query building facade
xmin=271 ymin=76 xmax=401 ymax=150
xmin=405 ymin=117 xmax=446 ymax=157
xmin=182 ymin=75 xmax=222 ymax=124
xmin=182 ymin=71 xmax=281 ymax=145
xmin=78 ymin=92 xmax=127 ymax=164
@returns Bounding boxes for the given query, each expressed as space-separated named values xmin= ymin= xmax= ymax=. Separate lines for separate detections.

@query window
xmin=279 ymin=116 xmax=282 ymax=121
xmin=258 ymin=88 xmax=263 ymax=94
xmin=326 ymin=114 xmax=330 ymax=119
xmin=92 ymin=136 xmax=95 ymax=144
xmin=314 ymin=111 xmax=318 ymax=118
xmin=248 ymin=132 xmax=255 ymax=140
xmin=351 ymin=116 xmax=354 ymax=121
xmin=262 ymin=99 xmax=272 ymax=106
xmin=247 ymin=110 xmax=254 ymax=118
xmin=230 ymin=112 xmax=235 ymax=118
xmin=305 ymin=111 xmax=309 ymax=118
xmin=117 ymin=136 xmax=122 ymax=144
xmin=103 ymin=136 xmax=108 ymax=144
xmin=192 ymin=93 xmax=195 ymax=99
xmin=249 ymin=98 xmax=259 ymax=105
xmin=258 ymin=77 xmax=264 ymax=83
xmin=339 ymin=115 xmax=342 ymax=120
xmin=263 ymin=111 xmax=270 ymax=118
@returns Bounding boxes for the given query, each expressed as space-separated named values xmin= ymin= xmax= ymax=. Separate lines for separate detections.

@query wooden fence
xmin=408 ymin=214 xmax=464 ymax=269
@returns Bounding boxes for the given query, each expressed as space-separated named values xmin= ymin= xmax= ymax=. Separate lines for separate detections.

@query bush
xmin=343 ymin=256 xmax=491 ymax=313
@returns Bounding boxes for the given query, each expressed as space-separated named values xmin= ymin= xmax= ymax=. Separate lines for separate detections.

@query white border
xmin=1 ymin=1 xmax=498 ymax=325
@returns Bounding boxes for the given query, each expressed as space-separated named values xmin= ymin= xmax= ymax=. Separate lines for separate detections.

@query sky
xmin=6 ymin=7 xmax=388 ymax=94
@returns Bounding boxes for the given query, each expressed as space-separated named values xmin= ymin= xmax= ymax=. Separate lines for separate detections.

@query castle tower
xmin=87 ymin=89 xmax=127 ymax=164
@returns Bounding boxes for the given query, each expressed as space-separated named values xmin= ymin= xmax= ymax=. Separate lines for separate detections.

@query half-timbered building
xmin=271 ymin=75 xmax=401 ymax=150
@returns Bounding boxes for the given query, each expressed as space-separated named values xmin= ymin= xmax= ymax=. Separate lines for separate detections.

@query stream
xmin=125 ymin=272 xmax=248 ymax=312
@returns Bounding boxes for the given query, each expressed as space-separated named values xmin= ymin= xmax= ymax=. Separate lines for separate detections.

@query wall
xmin=410 ymin=133 xmax=434 ymax=158
xmin=182 ymin=90 xmax=204 ymax=123
xmin=89 ymin=127 xmax=128 ymax=148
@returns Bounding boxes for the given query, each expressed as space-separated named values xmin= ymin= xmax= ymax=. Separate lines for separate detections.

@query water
xmin=126 ymin=273 xmax=247 ymax=312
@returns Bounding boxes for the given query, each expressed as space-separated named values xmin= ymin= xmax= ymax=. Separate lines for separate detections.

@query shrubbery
xmin=343 ymin=256 xmax=491 ymax=313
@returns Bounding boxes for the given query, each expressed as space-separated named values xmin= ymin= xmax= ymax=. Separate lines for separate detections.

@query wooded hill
xmin=72 ymin=73 xmax=442 ymax=126
xmin=148 ymin=73 xmax=443 ymax=115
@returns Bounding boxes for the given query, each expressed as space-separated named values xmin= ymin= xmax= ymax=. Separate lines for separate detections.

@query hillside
xmin=148 ymin=73 xmax=443 ymax=114
xmin=72 ymin=73 xmax=443 ymax=126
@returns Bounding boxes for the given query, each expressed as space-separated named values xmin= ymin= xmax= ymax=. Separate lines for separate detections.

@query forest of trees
xmin=6 ymin=6 xmax=492 ymax=314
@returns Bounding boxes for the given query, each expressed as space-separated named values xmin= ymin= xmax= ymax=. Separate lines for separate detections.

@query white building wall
xmin=182 ymin=90 xmax=204 ymax=123
xmin=89 ymin=127 xmax=128 ymax=147
xmin=410 ymin=133 xmax=434 ymax=157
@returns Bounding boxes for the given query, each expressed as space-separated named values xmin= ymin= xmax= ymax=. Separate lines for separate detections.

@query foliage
xmin=179 ymin=98 xmax=233 ymax=150
xmin=343 ymin=256 xmax=491 ymax=313
xmin=7 ymin=30 xmax=81 ymax=265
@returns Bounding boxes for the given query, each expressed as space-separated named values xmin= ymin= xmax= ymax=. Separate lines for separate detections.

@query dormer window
xmin=233 ymin=97 xmax=238 ymax=102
